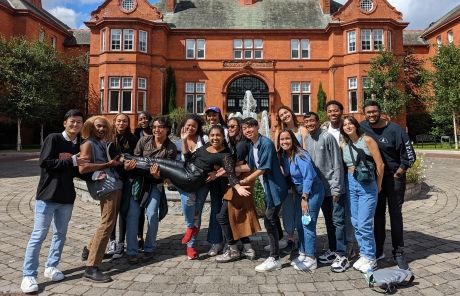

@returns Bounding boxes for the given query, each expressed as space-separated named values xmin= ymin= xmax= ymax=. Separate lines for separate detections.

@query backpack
xmin=365 ymin=268 xmax=415 ymax=294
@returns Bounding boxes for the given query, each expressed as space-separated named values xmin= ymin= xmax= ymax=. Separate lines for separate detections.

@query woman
xmin=340 ymin=116 xmax=384 ymax=273
xmin=107 ymin=114 xmax=138 ymax=259
xmin=277 ymin=129 xmax=325 ymax=271
xmin=176 ymin=114 xmax=210 ymax=260
xmin=215 ymin=117 xmax=261 ymax=263
xmin=123 ymin=116 xmax=177 ymax=263
xmin=274 ymin=106 xmax=309 ymax=253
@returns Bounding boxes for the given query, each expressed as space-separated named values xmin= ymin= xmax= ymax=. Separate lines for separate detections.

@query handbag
xmin=348 ymin=142 xmax=375 ymax=184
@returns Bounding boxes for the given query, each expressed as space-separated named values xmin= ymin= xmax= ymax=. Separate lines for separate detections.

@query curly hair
xmin=81 ymin=115 xmax=113 ymax=141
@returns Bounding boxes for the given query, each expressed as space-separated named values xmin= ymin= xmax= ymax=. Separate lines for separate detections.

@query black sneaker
xmin=138 ymin=237 xmax=144 ymax=251
xmin=81 ymin=246 xmax=89 ymax=261
xmin=393 ymin=252 xmax=410 ymax=270
xmin=83 ymin=267 xmax=112 ymax=283
xmin=282 ymin=240 xmax=296 ymax=254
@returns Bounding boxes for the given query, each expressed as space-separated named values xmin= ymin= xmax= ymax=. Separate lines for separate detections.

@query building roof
xmin=156 ymin=0 xmax=343 ymax=30
xmin=422 ymin=4 xmax=460 ymax=37
xmin=403 ymin=30 xmax=427 ymax=46
xmin=64 ymin=30 xmax=91 ymax=46
xmin=2 ymin=0 xmax=71 ymax=33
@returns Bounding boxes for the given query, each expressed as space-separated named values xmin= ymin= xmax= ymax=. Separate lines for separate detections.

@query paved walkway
xmin=0 ymin=154 xmax=459 ymax=295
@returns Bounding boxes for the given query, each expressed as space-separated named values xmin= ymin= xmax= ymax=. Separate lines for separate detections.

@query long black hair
xmin=276 ymin=128 xmax=306 ymax=161
xmin=208 ymin=124 xmax=229 ymax=150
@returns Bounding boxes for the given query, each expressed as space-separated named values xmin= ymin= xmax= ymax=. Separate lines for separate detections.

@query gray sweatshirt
xmin=305 ymin=128 xmax=345 ymax=196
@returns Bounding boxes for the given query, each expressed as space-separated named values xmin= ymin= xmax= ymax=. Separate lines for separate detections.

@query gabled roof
xmin=422 ymin=4 xmax=460 ymax=38
xmin=403 ymin=30 xmax=427 ymax=46
xmin=2 ymin=0 xmax=71 ymax=32
xmin=64 ymin=30 xmax=91 ymax=46
xmin=156 ymin=0 xmax=343 ymax=30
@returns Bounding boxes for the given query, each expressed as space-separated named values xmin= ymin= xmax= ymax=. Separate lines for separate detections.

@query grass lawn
xmin=414 ymin=143 xmax=457 ymax=150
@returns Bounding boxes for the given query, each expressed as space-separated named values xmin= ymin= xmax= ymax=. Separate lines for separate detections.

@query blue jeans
xmin=180 ymin=184 xmax=209 ymax=247
xmin=347 ymin=173 xmax=378 ymax=260
xmin=282 ymin=189 xmax=295 ymax=237
xmin=23 ymin=200 xmax=74 ymax=277
xmin=321 ymin=193 xmax=347 ymax=255
xmin=295 ymin=181 xmax=325 ymax=257
xmin=126 ymin=184 xmax=162 ymax=255
xmin=207 ymin=179 xmax=224 ymax=244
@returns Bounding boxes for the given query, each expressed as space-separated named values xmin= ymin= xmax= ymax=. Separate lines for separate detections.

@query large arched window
xmin=226 ymin=76 xmax=269 ymax=113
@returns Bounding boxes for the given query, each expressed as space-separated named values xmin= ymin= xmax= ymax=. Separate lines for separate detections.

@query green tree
xmin=431 ymin=44 xmax=460 ymax=149
xmin=366 ymin=50 xmax=408 ymax=119
xmin=316 ymin=82 xmax=327 ymax=123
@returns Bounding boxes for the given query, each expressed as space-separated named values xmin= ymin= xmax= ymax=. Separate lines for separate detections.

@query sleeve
xmin=297 ymin=155 xmax=315 ymax=195
xmin=221 ymin=153 xmax=240 ymax=187
xmin=39 ymin=135 xmax=74 ymax=170
xmin=397 ymin=127 xmax=416 ymax=170
xmin=134 ymin=137 xmax=144 ymax=157
xmin=327 ymin=135 xmax=344 ymax=196
xmin=167 ymin=141 xmax=178 ymax=160
xmin=257 ymin=140 xmax=274 ymax=171
xmin=236 ymin=141 xmax=249 ymax=162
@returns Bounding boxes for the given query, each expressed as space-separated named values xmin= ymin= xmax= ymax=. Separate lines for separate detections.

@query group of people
xmin=20 ymin=100 xmax=416 ymax=293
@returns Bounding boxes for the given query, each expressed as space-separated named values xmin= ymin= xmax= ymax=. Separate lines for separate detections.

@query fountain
xmin=229 ymin=90 xmax=270 ymax=138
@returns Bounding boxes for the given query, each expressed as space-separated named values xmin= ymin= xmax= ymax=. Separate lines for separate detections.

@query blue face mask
xmin=301 ymin=213 xmax=311 ymax=225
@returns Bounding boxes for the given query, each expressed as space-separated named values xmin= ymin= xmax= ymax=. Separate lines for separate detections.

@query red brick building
xmin=85 ymin=0 xmax=409 ymax=127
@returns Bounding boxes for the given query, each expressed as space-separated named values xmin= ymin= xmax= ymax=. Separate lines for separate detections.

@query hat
xmin=205 ymin=106 xmax=221 ymax=113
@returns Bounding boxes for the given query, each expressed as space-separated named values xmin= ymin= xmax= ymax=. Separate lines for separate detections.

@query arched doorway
xmin=226 ymin=76 xmax=269 ymax=113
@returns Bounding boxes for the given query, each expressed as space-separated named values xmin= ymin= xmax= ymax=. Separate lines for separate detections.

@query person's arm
xmin=220 ymin=153 xmax=251 ymax=196
xmin=327 ymin=135 xmax=344 ymax=199
xmin=395 ymin=127 xmax=416 ymax=178
xmin=300 ymin=126 xmax=309 ymax=150
xmin=365 ymin=136 xmax=385 ymax=192
xmin=241 ymin=169 xmax=266 ymax=185
xmin=78 ymin=141 xmax=120 ymax=174
xmin=297 ymin=155 xmax=315 ymax=196
xmin=39 ymin=135 xmax=85 ymax=170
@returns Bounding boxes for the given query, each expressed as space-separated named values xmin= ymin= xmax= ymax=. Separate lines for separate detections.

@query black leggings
xmin=122 ymin=154 xmax=206 ymax=193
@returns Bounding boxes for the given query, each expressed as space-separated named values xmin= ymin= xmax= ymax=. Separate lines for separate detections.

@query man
xmin=361 ymin=100 xmax=415 ymax=270
xmin=320 ymin=100 xmax=357 ymax=272
xmin=304 ymin=112 xmax=347 ymax=271
xmin=21 ymin=110 xmax=87 ymax=293
xmin=239 ymin=117 xmax=288 ymax=272
xmin=79 ymin=116 xmax=123 ymax=282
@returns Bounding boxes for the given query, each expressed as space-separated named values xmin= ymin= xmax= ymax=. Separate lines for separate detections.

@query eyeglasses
xmin=152 ymin=125 xmax=166 ymax=130
xmin=227 ymin=125 xmax=238 ymax=129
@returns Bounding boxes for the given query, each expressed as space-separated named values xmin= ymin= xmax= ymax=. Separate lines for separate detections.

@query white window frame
xmin=234 ymin=39 xmax=263 ymax=60
xmin=39 ymin=30 xmax=45 ymax=42
xmin=100 ymin=77 xmax=105 ymax=113
xmin=362 ymin=76 xmax=372 ymax=103
xmin=388 ymin=31 xmax=392 ymax=51
xmin=123 ymin=29 xmax=134 ymax=51
xmin=291 ymin=39 xmax=310 ymax=59
xmin=233 ymin=39 xmax=243 ymax=59
xmin=348 ymin=77 xmax=358 ymax=113
xmin=291 ymin=82 xmax=311 ymax=115
xmin=51 ymin=36 xmax=56 ymax=48
xmin=111 ymin=29 xmax=122 ymax=51
xmin=347 ymin=30 xmax=356 ymax=53
xmin=373 ymin=29 xmax=384 ymax=50
xmin=361 ymin=29 xmax=372 ymax=51
xmin=185 ymin=39 xmax=205 ymax=59
xmin=137 ymin=77 xmax=147 ymax=112
xmin=100 ymin=29 xmax=106 ymax=52
xmin=447 ymin=31 xmax=454 ymax=44
xmin=108 ymin=76 xmax=132 ymax=113
xmin=185 ymin=82 xmax=205 ymax=114
xmin=139 ymin=30 xmax=147 ymax=53
xmin=436 ymin=36 xmax=442 ymax=47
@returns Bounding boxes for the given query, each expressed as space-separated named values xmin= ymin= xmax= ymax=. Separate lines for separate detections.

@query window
xmin=373 ymin=29 xmax=384 ymax=50
xmin=137 ymin=78 xmax=147 ymax=112
xmin=359 ymin=0 xmax=374 ymax=12
xmin=448 ymin=31 xmax=454 ymax=44
xmin=388 ymin=31 xmax=392 ymax=51
xmin=111 ymin=29 xmax=122 ymax=51
xmin=101 ymin=29 xmax=106 ymax=52
xmin=38 ymin=30 xmax=45 ymax=42
xmin=123 ymin=29 xmax=134 ymax=51
xmin=186 ymin=39 xmax=205 ymax=59
xmin=436 ymin=36 xmax=442 ymax=47
xmin=361 ymin=29 xmax=372 ymax=51
xmin=109 ymin=77 xmax=132 ymax=112
xmin=121 ymin=0 xmax=135 ymax=12
xmin=291 ymin=39 xmax=310 ymax=59
xmin=138 ymin=30 xmax=147 ymax=53
xmin=291 ymin=82 xmax=311 ymax=114
xmin=185 ymin=82 xmax=205 ymax=114
xmin=100 ymin=77 xmax=105 ymax=113
xmin=233 ymin=39 xmax=263 ymax=60
xmin=348 ymin=77 xmax=358 ymax=113
xmin=362 ymin=77 xmax=372 ymax=103
xmin=51 ymin=36 xmax=56 ymax=49
xmin=347 ymin=30 xmax=356 ymax=53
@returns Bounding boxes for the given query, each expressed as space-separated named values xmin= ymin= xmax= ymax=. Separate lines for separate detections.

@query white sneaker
xmin=358 ymin=258 xmax=377 ymax=273
xmin=255 ymin=257 xmax=282 ymax=272
xmin=106 ymin=240 xmax=116 ymax=255
xmin=207 ymin=243 xmax=223 ymax=257
xmin=44 ymin=266 xmax=65 ymax=282
xmin=293 ymin=256 xmax=317 ymax=271
xmin=290 ymin=253 xmax=306 ymax=266
xmin=318 ymin=249 xmax=337 ymax=264
xmin=21 ymin=276 xmax=38 ymax=293
xmin=263 ymin=239 xmax=288 ymax=252
xmin=330 ymin=255 xmax=350 ymax=273
xmin=352 ymin=256 xmax=366 ymax=271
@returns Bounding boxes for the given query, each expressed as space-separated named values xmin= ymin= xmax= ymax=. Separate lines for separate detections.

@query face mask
xmin=301 ymin=213 xmax=311 ymax=226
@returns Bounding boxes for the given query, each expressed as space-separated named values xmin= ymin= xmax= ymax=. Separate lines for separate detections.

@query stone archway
xmin=226 ymin=76 xmax=269 ymax=113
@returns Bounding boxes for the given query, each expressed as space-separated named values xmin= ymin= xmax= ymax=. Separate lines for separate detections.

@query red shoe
xmin=182 ymin=227 xmax=197 ymax=244
xmin=186 ymin=247 xmax=198 ymax=260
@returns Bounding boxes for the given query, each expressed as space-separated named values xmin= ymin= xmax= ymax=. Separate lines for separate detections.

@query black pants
xmin=217 ymin=200 xmax=251 ymax=245
xmin=374 ymin=174 xmax=406 ymax=256
xmin=264 ymin=205 xmax=283 ymax=259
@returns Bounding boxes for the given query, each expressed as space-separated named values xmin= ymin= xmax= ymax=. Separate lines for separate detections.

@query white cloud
xmin=48 ymin=6 xmax=80 ymax=28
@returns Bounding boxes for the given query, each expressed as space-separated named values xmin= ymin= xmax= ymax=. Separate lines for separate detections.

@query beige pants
xmin=86 ymin=190 xmax=122 ymax=267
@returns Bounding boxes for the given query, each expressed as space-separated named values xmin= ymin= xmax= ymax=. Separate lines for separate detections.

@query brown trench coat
xmin=223 ymin=172 xmax=261 ymax=240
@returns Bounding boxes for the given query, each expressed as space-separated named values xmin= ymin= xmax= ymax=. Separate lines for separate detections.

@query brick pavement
xmin=0 ymin=155 xmax=459 ymax=295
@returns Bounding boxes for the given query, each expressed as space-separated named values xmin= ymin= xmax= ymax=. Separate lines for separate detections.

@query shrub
xmin=253 ymin=179 xmax=265 ymax=213
xmin=406 ymin=153 xmax=426 ymax=184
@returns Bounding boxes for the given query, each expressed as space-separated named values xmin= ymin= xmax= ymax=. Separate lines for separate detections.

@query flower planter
xmin=405 ymin=182 xmax=422 ymax=200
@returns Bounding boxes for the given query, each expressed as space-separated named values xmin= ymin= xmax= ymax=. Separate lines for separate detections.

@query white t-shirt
xmin=327 ymin=124 xmax=341 ymax=145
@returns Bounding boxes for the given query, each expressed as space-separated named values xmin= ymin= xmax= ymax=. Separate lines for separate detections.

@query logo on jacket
xmin=379 ymin=137 xmax=389 ymax=144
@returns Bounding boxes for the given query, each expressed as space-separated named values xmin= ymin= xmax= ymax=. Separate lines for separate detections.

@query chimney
xmin=240 ymin=0 xmax=258 ymax=5
xmin=320 ymin=0 xmax=330 ymax=14
xmin=166 ymin=0 xmax=177 ymax=13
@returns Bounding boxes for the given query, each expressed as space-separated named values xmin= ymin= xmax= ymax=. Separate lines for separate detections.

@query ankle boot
xmin=216 ymin=244 xmax=240 ymax=263
xmin=242 ymin=243 xmax=256 ymax=260
xmin=83 ymin=267 xmax=112 ymax=283
xmin=182 ymin=227 xmax=197 ymax=244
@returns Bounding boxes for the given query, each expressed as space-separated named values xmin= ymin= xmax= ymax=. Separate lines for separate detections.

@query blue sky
xmin=43 ymin=0 xmax=459 ymax=30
